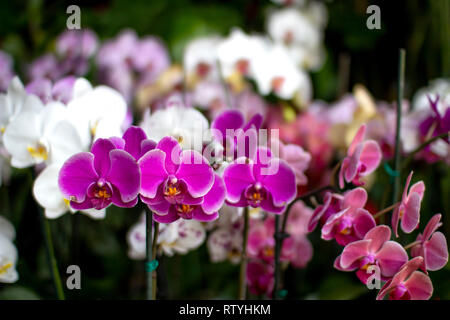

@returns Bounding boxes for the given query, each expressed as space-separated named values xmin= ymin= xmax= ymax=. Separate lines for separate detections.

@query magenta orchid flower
xmin=392 ymin=171 xmax=425 ymax=237
xmin=223 ymin=147 xmax=296 ymax=214
xmin=339 ymin=124 xmax=382 ymax=188
xmin=211 ymin=109 xmax=263 ymax=161
xmin=139 ymin=136 xmax=223 ymax=222
xmin=59 ymin=138 xmax=141 ymax=210
xmin=308 ymin=187 xmax=369 ymax=233
xmin=411 ymin=214 xmax=448 ymax=272
xmin=319 ymin=188 xmax=376 ymax=246
xmin=419 ymin=95 xmax=450 ymax=145
xmin=334 ymin=225 xmax=408 ymax=285
xmin=376 ymin=257 xmax=433 ymax=300
xmin=246 ymin=260 xmax=274 ymax=297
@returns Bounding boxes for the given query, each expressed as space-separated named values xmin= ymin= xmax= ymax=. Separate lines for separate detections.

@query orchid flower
xmin=0 ymin=216 xmax=18 ymax=283
xmin=211 ymin=109 xmax=263 ymax=162
xmin=246 ymin=260 xmax=274 ymax=297
xmin=207 ymin=205 xmax=244 ymax=264
xmin=140 ymin=99 xmax=209 ymax=152
xmin=0 ymin=77 xmax=43 ymax=137
xmin=338 ymin=123 xmax=382 ymax=188
xmin=316 ymin=187 xmax=375 ymax=245
xmin=391 ymin=171 xmax=425 ymax=236
xmin=3 ymin=101 xmax=84 ymax=168
xmin=127 ymin=213 xmax=205 ymax=259
xmin=183 ymin=36 xmax=221 ymax=85
xmin=59 ymin=138 xmax=141 ymax=210
xmin=270 ymin=137 xmax=311 ymax=185
xmin=411 ymin=214 xmax=448 ymax=272
xmin=334 ymin=225 xmax=408 ymax=285
xmin=34 ymin=163 xmax=106 ymax=219
xmin=223 ymin=147 xmax=296 ymax=213
xmin=139 ymin=136 xmax=224 ymax=222
xmin=308 ymin=187 xmax=368 ymax=232
xmin=376 ymin=257 xmax=433 ymax=300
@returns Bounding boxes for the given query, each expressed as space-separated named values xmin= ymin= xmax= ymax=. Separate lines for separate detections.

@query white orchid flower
xmin=216 ymin=28 xmax=269 ymax=79
xmin=183 ymin=36 xmax=222 ymax=83
xmin=127 ymin=213 xmax=205 ymax=259
xmin=0 ymin=216 xmax=18 ymax=283
xmin=0 ymin=77 xmax=42 ymax=139
xmin=140 ymin=97 xmax=209 ymax=152
xmin=33 ymin=163 xmax=105 ymax=219
xmin=251 ymin=44 xmax=312 ymax=101
xmin=3 ymin=101 xmax=84 ymax=168
xmin=66 ymin=80 xmax=127 ymax=147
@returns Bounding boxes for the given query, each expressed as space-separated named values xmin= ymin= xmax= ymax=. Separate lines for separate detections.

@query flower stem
xmin=273 ymin=214 xmax=282 ymax=300
xmin=281 ymin=185 xmax=335 ymax=234
xmin=404 ymin=240 xmax=421 ymax=250
xmin=373 ymin=202 xmax=399 ymax=219
xmin=401 ymin=131 xmax=449 ymax=170
xmin=152 ymin=222 xmax=159 ymax=300
xmin=238 ymin=206 xmax=249 ymax=300
xmin=39 ymin=209 xmax=65 ymax=300
xmin=145 ymin=209 xmax=153 ymax=300
xmin=392 ymin=49 xmax=405 ymax=204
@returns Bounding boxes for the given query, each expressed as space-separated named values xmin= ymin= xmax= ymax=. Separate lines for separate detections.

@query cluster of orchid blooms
xmin=0 ymin=0 xmax=449 ymax=300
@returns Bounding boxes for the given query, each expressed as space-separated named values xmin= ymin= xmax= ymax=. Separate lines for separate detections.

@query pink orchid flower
xmin=246 ymin=260 xmax=274 ymax=297
xmin=411 ymin=214 xmax=448 ymax=272
xmin=376 ymin=257 xmax=433 ymax=300
xmin=334 ymin=225 xmax=408 ymax=285
xmin=339 ymin=124 xmax=382 ymax=188
xmin=391 ymin=171 xmax=425 ymax=237
xmin=308 ymin=187 xmax=368 ymax=232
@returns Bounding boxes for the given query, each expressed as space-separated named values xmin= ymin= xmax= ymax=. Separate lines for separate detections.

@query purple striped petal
xmin=58 ymin=152 xmax=98 ymax=202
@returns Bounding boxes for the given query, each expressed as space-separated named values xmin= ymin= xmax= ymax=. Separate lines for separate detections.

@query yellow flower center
xmin=340 ymin=228 xmax=351 ymax=235
xmin=27 ymin=143 xmax=48 ymax=160
xmin=0 ymin=262 xmax=13 ymax=275
xmin=0 ymin=126 xmax=5 ymax=133
xmin=165 ymin=186 xmax=180 ymax=197
xmin=263 ymin=246 xmax=274 ymax=258
xmin=95 ymin=186 xmax=111 ymax=199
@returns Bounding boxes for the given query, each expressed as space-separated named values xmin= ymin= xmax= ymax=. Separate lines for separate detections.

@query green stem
xmin=401 ymin=131 xmax=449 ymax=170
xmin=152 ymin=222 xmax=159 ymax=300
xmin=40 ymin=210 xmax=65 ymax=300
xmin=145 ymin=209 xmax=153 ymax=300
xmin=281 ymin=185 xmax=335 ymax=234
xmin=373 ymin=202 xmax=399 ymax=219
xmin=404 ymin=240 xmax=421 ymax=250
xmin=238 ymin=207 xmax=249 ymax=300
xmin=392 ymin=49 xmax=406 ymax=204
